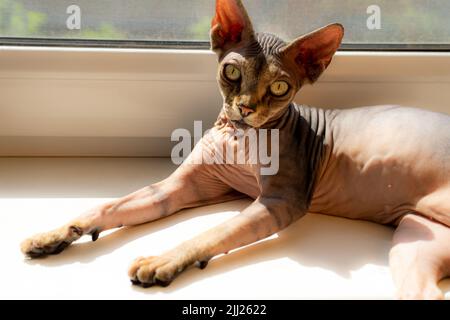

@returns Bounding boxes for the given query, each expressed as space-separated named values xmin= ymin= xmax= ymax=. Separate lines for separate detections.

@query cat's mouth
xmin=224 ymin=104 xmax=258 ymax=129
xmin=230 ymin=118 xmax=252 ymax=130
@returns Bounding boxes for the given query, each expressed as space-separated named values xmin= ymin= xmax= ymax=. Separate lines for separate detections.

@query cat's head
xmin=210 ymin=0 xmax=344 ymax=128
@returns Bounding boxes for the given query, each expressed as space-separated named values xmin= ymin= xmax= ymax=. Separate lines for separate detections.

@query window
xmin=0 ymin=0 xmax=449 ymax=50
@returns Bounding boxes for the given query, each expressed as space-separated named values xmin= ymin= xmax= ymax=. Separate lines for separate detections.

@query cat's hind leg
xmin=389 ymin=213 xmax=450 ymax=300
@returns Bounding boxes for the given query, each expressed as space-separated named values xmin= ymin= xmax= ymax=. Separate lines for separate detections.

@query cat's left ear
xmin=210 ymin=0 xmax=256 ymax=57
xmin=281 ymin=23 xmax=344 ymax=84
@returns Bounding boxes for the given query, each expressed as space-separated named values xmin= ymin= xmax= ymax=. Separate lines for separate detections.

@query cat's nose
xmin=237 ymin=104 xmax=256 ymax=117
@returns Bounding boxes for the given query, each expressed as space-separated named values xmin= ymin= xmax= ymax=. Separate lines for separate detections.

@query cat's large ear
xmin=280 ymin=23 xmax=344 ymax=84
xmin=210 ymin=0 xmax=256 ymax=57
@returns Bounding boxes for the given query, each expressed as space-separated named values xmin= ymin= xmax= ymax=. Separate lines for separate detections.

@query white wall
xmin=0 ymin=47 xmax=449 ymax=156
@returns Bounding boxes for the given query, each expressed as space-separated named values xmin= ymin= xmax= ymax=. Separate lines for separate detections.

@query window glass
xmin=0 ymin=0 xmax=449 ymax=48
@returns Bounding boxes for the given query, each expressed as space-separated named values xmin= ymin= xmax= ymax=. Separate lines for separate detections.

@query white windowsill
xmin=2 ymin=157 xmax=449 ymax=299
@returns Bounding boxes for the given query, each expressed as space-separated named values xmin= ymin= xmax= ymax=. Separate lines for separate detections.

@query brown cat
xmin=21 ymin=0 xmax=450 ymax=299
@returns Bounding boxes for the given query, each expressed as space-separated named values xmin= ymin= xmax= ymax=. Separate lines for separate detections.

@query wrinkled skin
xmin=21 ymin=0 xmax=450 ymax=299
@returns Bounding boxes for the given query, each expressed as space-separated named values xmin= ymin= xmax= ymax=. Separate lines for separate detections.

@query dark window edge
xmin=0 ymin=38 xmax=210 ymax=50
xmin=1 ymin=37 xmax=450 ymax=52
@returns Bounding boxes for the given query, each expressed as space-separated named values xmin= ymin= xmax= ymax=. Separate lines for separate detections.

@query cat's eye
xmin=224 ymin=64 xmax=241 ymax=81
xmin=270 ymin=81 xmax=289 ymax=97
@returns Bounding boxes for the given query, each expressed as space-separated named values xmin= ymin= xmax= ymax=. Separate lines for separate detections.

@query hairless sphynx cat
xmin=21 ymin=0 xmax=450 ymax=299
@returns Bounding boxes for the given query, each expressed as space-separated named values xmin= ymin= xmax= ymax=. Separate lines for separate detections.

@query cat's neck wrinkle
xmin=294 ymin=104 xmax=333 ymax=203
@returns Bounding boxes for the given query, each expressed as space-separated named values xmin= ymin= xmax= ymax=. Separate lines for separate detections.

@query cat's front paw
xmin=20 ymin=225 xmax=84 ymax=258
xmin=128 ymin=250 xmax=210 ymax=288
xmin=128 ymin=255 xmax=185 ymax=287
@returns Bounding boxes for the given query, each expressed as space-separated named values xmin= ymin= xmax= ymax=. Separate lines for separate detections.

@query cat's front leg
xmin=21 ymin=158 xmax=241 ymax=258
xmin=129 ymin=197 xmax=303 ymax=287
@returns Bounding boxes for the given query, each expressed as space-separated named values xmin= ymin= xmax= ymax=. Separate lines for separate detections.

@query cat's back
xmin=310 ymin=105 xmax=450 ymax=225
xmin=331 ymin=105 xmax=450 ymax=162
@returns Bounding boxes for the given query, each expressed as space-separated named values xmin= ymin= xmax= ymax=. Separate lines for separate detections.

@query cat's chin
xmin=230 ymin=119 xmax=254 ymax=130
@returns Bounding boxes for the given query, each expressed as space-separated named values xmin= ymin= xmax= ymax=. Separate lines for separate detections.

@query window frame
xmin=1 ymin=37 xmax=450 ymax=52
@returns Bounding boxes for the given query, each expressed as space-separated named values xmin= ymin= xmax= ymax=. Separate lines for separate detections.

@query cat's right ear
xmin=210 ymin=0 xmax=255 ymax=57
